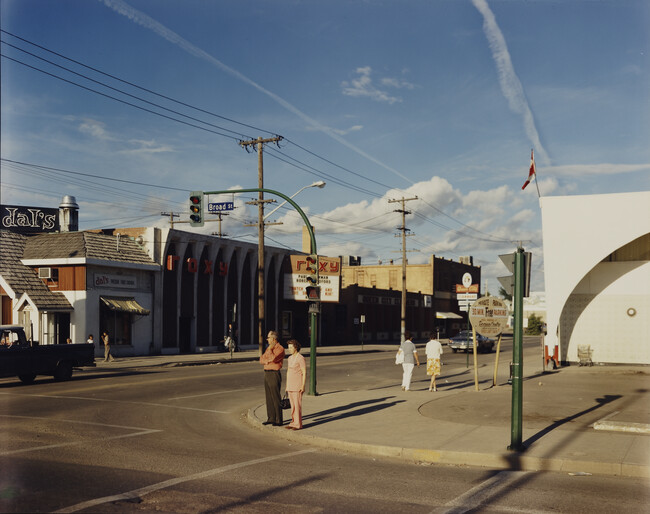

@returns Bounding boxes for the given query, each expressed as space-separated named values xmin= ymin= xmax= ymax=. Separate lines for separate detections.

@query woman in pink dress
xmin=285 ymin=339 xmax=306 ymax=430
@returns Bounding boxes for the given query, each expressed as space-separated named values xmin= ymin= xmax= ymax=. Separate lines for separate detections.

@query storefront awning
xmin=100 ymin=296 xmax=150 ymax=316
xmin=436 ymin=312 xmax=463 ymax=319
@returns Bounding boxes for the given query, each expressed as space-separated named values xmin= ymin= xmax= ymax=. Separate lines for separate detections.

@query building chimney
xmin=59 ymin=195 xmax=79 ymax=232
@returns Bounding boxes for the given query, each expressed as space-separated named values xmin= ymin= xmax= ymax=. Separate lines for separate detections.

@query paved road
xmin=1 ymin=348 xmax=648 ymax=513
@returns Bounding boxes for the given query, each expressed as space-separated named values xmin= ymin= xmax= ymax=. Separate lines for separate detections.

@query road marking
xmin=54 ymin=448 xmax=318 ymax=513
xmin=589 ymin=410 xmax=619 ymax=427
xmin=168 ymin=387 xmax=255 ymax=400
xmin=0 ymin=415 xmax=161 ymax=456
xmin=0 ymin=392 xmax=230 ymax=414
xmin=432 ymin=470 xmax=532 ymax=514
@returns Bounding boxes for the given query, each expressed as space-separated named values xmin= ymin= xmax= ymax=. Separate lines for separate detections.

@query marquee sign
xmin=284 ymin=255 xmax=341 ymax=302
xmin=1 ymin=205 xmax=59 ymax=234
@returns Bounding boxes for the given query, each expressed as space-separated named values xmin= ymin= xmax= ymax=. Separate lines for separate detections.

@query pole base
xmin=507 ymin=443 xmax=527 ymax=452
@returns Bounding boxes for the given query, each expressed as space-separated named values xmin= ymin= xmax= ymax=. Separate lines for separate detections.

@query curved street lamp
xmin=264 ymin=180 xmax=326 ymax=220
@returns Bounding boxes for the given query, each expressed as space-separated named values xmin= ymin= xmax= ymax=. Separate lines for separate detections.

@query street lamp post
xmin=264 ymin=181 xmax=326 ymax=221
xmin=204 ymin=187 xmax=321 ymax=395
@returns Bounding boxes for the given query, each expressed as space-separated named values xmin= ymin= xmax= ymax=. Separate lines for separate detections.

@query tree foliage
xmin=526 ymin=313 xmax=544 ymax=335
xmin=498 ymin=286 xmax=512 ymax=302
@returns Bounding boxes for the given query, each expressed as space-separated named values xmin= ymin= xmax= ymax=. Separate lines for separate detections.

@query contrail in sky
xmin=472 ymin=0 xmax=550 ymax=165
xmin=100 ymin=0 xmax=414 ymax=184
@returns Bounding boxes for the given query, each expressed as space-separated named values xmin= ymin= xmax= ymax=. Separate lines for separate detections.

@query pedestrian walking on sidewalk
xmin=425 ymin=335 xmax=443 ymax=391
xmin=260 ymin=330 xmax=285 ymax=426
xmin=285 ymin=339 xmax=306 ymax=430
xmin=400 ymin=331 xmax=419 ymax=391
xmin=101 ymin=331 xmax=115 ymax=362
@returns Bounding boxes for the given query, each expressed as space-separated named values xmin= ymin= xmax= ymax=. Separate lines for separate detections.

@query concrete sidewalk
xmin=94 ymin=346 xmax=650 ymax=478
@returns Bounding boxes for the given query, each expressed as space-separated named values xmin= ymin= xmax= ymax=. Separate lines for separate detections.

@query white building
xmin=540 ymin=191 xmax=650 ymax=365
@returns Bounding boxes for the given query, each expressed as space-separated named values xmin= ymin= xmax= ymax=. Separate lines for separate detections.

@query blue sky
xmin=1 ymin=0 xmax=649 ymax=294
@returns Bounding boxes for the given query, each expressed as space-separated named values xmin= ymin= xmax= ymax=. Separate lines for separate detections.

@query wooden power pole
xmin=239 ymin=136 xmax=283 ymax=356
xmin=388 ymin=196 xmax=418 ymax=342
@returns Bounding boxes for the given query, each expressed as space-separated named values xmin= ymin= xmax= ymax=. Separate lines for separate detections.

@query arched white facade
xmin=541 ymin=191 xmax=650 ymax=364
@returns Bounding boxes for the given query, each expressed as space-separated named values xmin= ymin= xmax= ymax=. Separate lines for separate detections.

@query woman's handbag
xmin=395 ymin=348 xmax=404 ymax=365
xmin=280 ymin=393 xmax=291 ymax=410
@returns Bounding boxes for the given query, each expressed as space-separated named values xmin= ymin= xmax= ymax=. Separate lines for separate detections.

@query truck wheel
xmin=54 ymin=362 xmax=73 ymax=381
xmin=18 ymin=374 xmax=36 ymax=384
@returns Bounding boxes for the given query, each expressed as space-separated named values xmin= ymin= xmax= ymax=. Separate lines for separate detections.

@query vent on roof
xmin=38 ymin=267 xmax=52 ymax=279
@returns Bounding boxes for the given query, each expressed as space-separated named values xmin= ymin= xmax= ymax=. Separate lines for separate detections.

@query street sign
xmin=208 ymin=202 xmax=234 ymax=212
xmin=456 ymin=284 xmax=479 ymax=293
xmin=459 ymin=305 xmax=469 ymax=312
xmin=468 ymin=296 xmax=509 ymax=337
xmin=457 ymin=293 xmax=478 ymax=301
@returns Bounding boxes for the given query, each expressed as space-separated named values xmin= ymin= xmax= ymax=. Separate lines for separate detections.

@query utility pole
xmin=210 ymin=212 xmax=229 ymax=238
xmin=239 ymin=136 xmax=283 ymax=356
xmin=388 ymin=196 xmax=418 ymax=342
xmin=160 ymin=211 xmax=180 ymax=228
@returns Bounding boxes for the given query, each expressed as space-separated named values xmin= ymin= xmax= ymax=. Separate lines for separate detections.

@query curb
xmin=244 ymin=405 xmax=650 ymax=479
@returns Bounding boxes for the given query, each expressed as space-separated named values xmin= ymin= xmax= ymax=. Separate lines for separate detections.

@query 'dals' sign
xmin=468 ymin=296 xmax=509 ymax=337
xmin=284 ymin=255 xmax=341 ymax=302
xmin=1 ymin=205 xmax=59 ymax=234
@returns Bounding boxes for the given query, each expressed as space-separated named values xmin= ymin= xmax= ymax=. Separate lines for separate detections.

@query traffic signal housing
xmin=189 ymin=191 xmax=204 ymax=227
xmin=498 ymin=249 xmax=531 ymax=298
xmin=305 ymin=254 xmax=319 ymax=285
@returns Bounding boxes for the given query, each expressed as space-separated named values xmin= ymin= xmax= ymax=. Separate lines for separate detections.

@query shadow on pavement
xmin=305 ymin=397 xmax=405 ymax=428
xmin=522 ymin=394 xmax=622 ymax=449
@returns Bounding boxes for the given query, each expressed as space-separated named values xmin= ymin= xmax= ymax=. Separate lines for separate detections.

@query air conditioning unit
xmin=38 ymin=267 xmax=52 ymax=279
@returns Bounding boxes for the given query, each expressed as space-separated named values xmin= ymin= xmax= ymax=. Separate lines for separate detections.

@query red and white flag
xmin=522 ymin=149 xmax=536 ymax=190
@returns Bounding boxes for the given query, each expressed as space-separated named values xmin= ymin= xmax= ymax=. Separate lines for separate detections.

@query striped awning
xmin=100 ymin=296 xmax=150 ymax=316
xmin=436 ymin=311 xmax=463 ymax=319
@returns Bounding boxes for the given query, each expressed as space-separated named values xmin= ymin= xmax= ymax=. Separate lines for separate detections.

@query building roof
xmin=0 ymin=230 xmax=72 ymax=310
xmin=22 ymin=231 xmax=158 ymax=266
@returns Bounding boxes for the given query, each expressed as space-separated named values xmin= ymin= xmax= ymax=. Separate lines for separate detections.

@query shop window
xmin=100 ymin=303 xmax=132 ymax=346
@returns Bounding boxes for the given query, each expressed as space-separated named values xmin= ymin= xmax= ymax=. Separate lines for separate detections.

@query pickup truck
xmin=0 ymin=325 xmax=95 ymax=384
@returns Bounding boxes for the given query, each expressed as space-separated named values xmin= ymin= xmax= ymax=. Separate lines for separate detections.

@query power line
xmin=0 ymin=29 xmax=276 ymax=137
xmin=0 ymin=53 xmax=243 ymax=141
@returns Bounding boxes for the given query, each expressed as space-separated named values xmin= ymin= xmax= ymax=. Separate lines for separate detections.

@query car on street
xmin=448 ymin=330 xmax=494 ymax=353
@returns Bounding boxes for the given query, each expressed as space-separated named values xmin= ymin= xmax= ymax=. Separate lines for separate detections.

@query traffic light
xmin=189 ymin=191 xmax=204 ymax=227
xmin=305 ymin=254 xmax=318 ymax=285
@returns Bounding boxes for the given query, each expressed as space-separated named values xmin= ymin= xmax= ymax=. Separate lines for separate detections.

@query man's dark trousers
xmin=264 ymin=370 xmax=283 ymax=424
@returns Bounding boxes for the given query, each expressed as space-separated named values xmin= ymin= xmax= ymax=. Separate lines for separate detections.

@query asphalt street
xmin=0 ymin=340 xmax=648 ymax=513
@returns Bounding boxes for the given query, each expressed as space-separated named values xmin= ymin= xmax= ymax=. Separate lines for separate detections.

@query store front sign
xmin=1 ymin=205 xmax=59 ymax=234
xmin=94 ymin=273 xmax=137 ymax=289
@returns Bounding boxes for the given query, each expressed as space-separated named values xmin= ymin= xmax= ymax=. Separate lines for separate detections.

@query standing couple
xmin=400 ymin=331 xmax=443 ymax=391
xmin=260 ymin=331 xmax=306 ymax=430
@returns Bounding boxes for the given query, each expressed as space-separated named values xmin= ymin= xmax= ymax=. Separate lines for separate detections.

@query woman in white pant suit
xmin=400 ymin=331 xmax=419 ymax=391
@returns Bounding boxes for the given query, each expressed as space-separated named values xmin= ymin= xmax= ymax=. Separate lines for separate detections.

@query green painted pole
xmin=203 ymin=188 xmax=318 ymax=395
xmin=508 ymin=247 xmax=525 ymax=451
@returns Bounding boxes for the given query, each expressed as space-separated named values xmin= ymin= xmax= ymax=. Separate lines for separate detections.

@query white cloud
xmin=331 ymin=125 xmax=364 ymax=136
xmin=341 ymin=66 xmax=402 ymax=104
xmin=545 ymin=163 xmax=650 ymax=177
xmin=341 ymin=66 xmax=417 ymax=105
xmin=119 ymin=139 xmax=174 ymax=155
xmin=78 ymin=119 xmax=112 ymax=140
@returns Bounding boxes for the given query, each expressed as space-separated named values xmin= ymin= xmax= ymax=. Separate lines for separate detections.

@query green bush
xmin=526 ymin=313 xmax=543 ymax=335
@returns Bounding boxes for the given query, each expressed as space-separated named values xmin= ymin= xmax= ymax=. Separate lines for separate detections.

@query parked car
xmin=448 ymin=330 xmax=494 ymax=353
